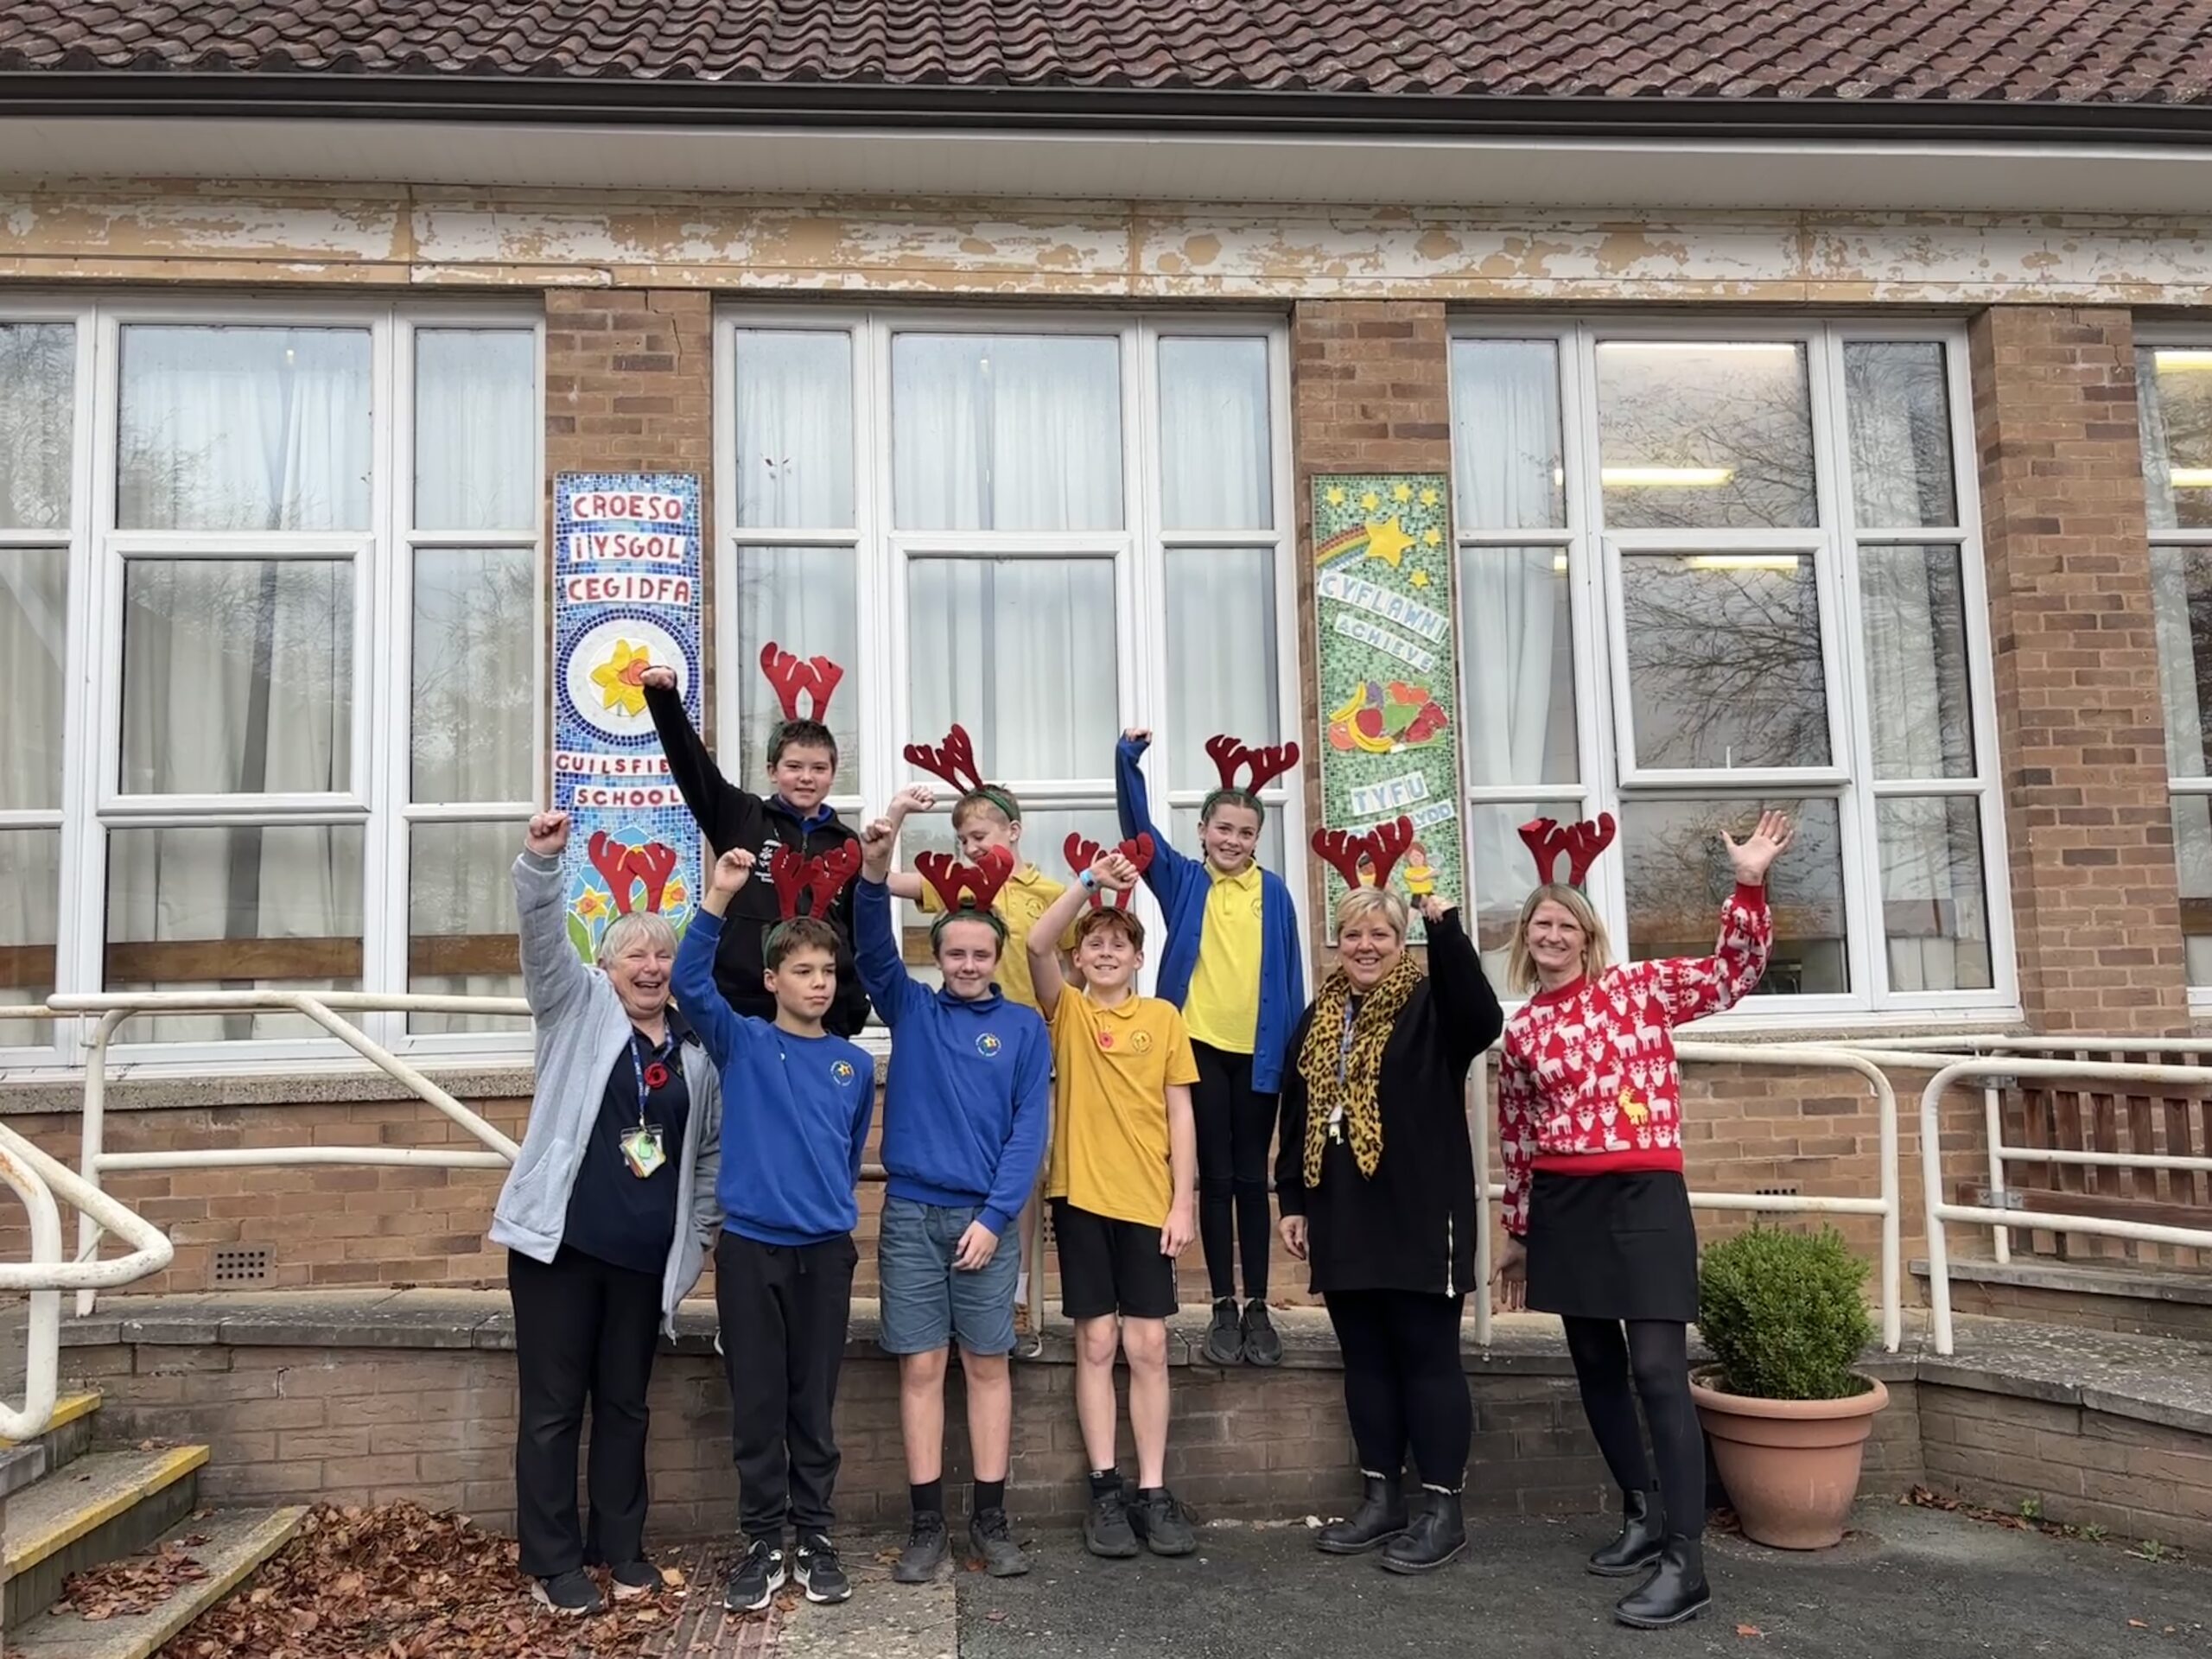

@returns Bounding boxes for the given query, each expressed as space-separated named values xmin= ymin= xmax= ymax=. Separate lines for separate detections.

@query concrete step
xmin=0 ymin=1393 xmax=105 ymax=1501
xmin=5 ymin=1507 xmax=307 ymax=1659
xmin=1 ymin=1446 xmax=207 ymax=1631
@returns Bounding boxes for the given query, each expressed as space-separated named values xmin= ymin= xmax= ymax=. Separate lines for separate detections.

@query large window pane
xmin=1860 ymin=544 xmax=1975 ymax=779
xmin=1465 ymin=797 xmax=1582 ymax=986
xmin=909 ymin=557 xmax=1116 ymax=781
xmin=1166 ymin=547 xmax=1278 ymax=794
xmin=415 ymin=329 xmax=536 ymax=532
xmin=1459 ymin=545 xmax=1576 ymax=789
xmin=1620 ymin=551 xmax=1830 ymax=771
xmin=0 ymin=546 xmax=67 ymax=810
xmin=106 ymin=823 xmax=365 ymax=1041
xmin=892 ymin=334 xmax=1122 ymax=531
xmin=0 ymin=829 xmax=59 ymax=1042
xmin=2141 ymin=346 xmax=2212 ymax=533
xmin=734 ymin=545 xmax=860 ymax=784
xmin=120 ymin=560 xmax=353 ymax=795
xmin=1159 ymin=338 xmax=1272 ymax=531
xmin=1845 ymin=343 xmax=1957 ymax=529
xmin=118 ymin=327 xmax=371 ymax=531
xmin=1596 ymin=341 xmax=1815 ymax=530
xmin=413 ymin=547 xmax=534 ymax=804
xmin=409 ymin=820 xmax=528 ymax=1035
xmin=0 ymin=322 xmax=74 ymax=531
xmin=734 ymin=330 xmax=854 ymax=529
xmin=1622 ymin=797 xmax=1847 ymax=995
xmin=1877 ymin=797 xmax=1993 ymax=993
xmin=1452 ymin=340 xmax=1565 ymax=531
xmin=2174 ymin=797 xmax=2212 ymax=986
xmin=2152 ymin=544 xmax=2212 ymax=779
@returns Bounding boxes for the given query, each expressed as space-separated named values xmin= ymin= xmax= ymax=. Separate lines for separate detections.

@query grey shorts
xmin=877 ymin=1196 xmax=1020 ymax=1357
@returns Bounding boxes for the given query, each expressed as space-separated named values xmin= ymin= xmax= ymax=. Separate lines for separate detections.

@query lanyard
xmin=628 ymin=1026 xmax=678 ymax=1128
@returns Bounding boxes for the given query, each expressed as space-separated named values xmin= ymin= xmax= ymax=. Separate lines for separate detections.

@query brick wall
xmin=1969 ymin=306 xmax=2190 ymax=1035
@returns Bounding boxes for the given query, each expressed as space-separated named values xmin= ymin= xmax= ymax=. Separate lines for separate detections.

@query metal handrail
xmin=1920 ymin=1055 xmax=2212 ymax=1355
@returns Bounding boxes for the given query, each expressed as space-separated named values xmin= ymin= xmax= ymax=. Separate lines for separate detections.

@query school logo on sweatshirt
xmin=1131 ymin=1030 xmax=1154 ymax=1054
xmin=976 ymin=1033 xmax=1002 ymax=1058
xmin=831 ymin=1060 xmax=856 ymax=1085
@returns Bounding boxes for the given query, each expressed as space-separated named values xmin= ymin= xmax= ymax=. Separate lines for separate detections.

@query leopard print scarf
xmin=1296 ymin=954 xmax=1424 ymax=1186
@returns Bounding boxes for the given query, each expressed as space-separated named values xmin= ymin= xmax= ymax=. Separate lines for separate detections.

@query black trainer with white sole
xmin=532 ymin=1569 xmax=602 ymax=1616
xmin=794 ymin=1533 xmax=853 ymax=1604
xmin=723 ymin=1536 xmax=788 ymax=1613
xmin=608 ymin=1560 xmax=661 ymax=1600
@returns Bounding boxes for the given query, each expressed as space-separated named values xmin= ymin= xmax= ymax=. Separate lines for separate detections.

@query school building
xmin=3 ymin=2 xmax=2212 ymax=1533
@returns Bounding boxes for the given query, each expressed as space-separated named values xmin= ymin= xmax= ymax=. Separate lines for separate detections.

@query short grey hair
xmin=596 ymin=910 xmax=678 ymax=969
xmin=1333 ymin=885 xmax=1409 ymax=942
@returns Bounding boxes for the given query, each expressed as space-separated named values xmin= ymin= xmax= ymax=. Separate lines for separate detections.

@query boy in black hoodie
xmin=641 ymin=655 xmax=870 ymax=1037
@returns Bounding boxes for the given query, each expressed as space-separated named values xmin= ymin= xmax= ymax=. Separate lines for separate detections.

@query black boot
xmin=1315 ymin=1474 xmax=1408 ymax=1555
xmin=1614 ymin=1534 xmax=1711 ymax=1629
xmin=1379 ymin=1488 xmax=1466 ymax=1574
xmin=1588 ymin=1486 xmax=1666 ymax=1577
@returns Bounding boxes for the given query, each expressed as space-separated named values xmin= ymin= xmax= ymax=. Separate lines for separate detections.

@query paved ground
xmin=947 ymin=1503 xmax=2212 ymax=1659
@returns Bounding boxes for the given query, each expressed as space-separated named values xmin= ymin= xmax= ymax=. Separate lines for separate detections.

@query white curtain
xmin=2139 ymin=346 xmax=2178 ymax=533
xmin=735 ymin=330 xmax=854 ymax=530
xmin=110 ymin=327 xmax=371 ymax=1039
xmin=415 ymin=330 xmax=536 ymax=532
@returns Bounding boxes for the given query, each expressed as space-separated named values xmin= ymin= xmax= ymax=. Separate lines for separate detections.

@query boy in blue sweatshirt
xmin=675 ymin=848 xmax=875 ymax=1616
xmin=851 ymin=810 xmax=1050 ymax=1586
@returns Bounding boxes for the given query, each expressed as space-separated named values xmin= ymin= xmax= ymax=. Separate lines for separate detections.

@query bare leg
xmin=962 ymin=1348 xmax=1013 ymax=1483
xmin=1072 ymin=1316 xmax=1122 ymax=1473
xmin=899 ymin=1348 xmax=950 ymax=1484
xmin=1122 ymin=1318 xmax=1171 ymax=1490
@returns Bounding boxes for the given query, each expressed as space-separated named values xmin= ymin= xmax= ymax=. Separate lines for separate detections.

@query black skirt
xmin=1525 ymin=1168 xmax=1699 ymax=1323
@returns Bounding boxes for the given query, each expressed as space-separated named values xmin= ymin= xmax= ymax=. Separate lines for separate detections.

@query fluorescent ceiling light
xmin=2153 ymin=351 xmax=2212 ymax=372
xmin=1602 ymin=467 xmax=1736 ymax=487
xmin=1682 ymin=554 xmax=1804 ymax=572
xmin=2171 ymin=467 xmax=2212 ymax=487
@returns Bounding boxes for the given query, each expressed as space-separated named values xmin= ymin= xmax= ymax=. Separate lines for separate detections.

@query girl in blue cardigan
xmin=1116 ymin=728 xmax=1305 ymax=1367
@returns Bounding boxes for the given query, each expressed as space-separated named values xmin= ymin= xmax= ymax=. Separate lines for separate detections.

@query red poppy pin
xmin=644 ymin=1061 xmax=671 ymax=1090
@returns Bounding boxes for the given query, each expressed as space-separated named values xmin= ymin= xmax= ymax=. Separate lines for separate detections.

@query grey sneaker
xmin=1204 ymin=1298 xmax=1244 ymax=1365
xmin=893 ymin=1511 xmax=950 ymax=1585
xmin=969 ymin=1507 xmax=1030 ymax=1577
xmin=1130 ymin=1488 xmax=1198 ymax=1557
xmin=1242 ymin=1300 xmax=1284 ymax=1367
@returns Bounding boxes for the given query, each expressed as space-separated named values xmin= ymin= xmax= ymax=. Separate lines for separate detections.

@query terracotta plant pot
xmin=1690 ymin=1369 xmax=1890 ymax=1550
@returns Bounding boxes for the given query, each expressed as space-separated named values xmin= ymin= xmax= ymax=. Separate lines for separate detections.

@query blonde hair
xmin=1333 ymin=885 xmax=1409 ymax=943
xmin=597 ymin=911 xmax=678 ymax=969
xmin=1506 ymin=883 xmax=1612 ymax=996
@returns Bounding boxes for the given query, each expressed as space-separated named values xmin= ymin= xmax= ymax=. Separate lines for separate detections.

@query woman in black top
xmin=1276 ymin=885 xmax=1503 ymax=1575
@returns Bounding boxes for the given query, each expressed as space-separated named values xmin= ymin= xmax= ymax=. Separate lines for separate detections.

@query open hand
xmin=1491 ymin=1236 xmax=1528 ymax=1313
xmin=524 ymin=811 xmax=570 ymax=857
xmin=952 ymin=1220 xmax=1000 ymax=1272
xmin=1722 ymin=810 xmax=1796 ymax=887
xmin=709 ymin=847 xmax=755 ymax=896
xmin=640 ymin=664 xmax=678 ymax=692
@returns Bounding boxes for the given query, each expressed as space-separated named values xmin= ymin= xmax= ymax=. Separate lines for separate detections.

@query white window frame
xmin=0 ymin=295 xmax=543 ymax=1075
xmin=1449 ymin=315 xmax=2017 ymax=1028
xmin=2137 ymin=324 xmax=2212 ymax=1013
xmin=713 ymin=306 xmax=1307 ymax=1004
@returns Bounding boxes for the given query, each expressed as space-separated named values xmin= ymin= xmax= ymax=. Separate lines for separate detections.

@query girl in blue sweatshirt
xmin=1116 ymin=728 xmax=1306 ymax=1370
xmin=852 ymin=812 xmax=1050 ymax=1587
xmin=675 ymin=848 xmax=874 ymax=1615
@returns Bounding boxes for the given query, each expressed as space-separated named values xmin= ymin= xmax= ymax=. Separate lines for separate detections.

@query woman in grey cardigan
xmin=491 ymin=810 xmax=721 ymax=1616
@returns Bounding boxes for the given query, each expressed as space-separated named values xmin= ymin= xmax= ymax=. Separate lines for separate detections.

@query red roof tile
xmin=1 ymin=1 xmax=2209 ymax=106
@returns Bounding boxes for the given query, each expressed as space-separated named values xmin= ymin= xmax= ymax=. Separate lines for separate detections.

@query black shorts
xmin=1052 ymin=1199 xmax=1179 ymax=1321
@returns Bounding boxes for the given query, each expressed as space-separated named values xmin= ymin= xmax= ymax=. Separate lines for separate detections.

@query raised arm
xmin=1644 ymin=810 xmax=1791 ymax=1027
xmin=1116 ymin=728 xmax=1195 ymax=904
xmin=642 ymin=665 xmax=753 ymax=840
xmin=1417 ymin=896 xmax=1504 ymax=1077
xmin=673 ymin=849 xmax=767 ymax=1072
xmin=852 ymin=814 xmax=923 ymax=1027
xmin=1028 ymin=847 xmax=1135 ymax=1018
xmin=514 ymin=812 xmax=589 ymax=1020
xmin=879 ymin=785 xmax=936 ymax=902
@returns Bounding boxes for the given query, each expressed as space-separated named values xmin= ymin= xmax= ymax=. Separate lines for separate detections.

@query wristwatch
xmin=1079 ymin=869 xmax=1100 ymax=893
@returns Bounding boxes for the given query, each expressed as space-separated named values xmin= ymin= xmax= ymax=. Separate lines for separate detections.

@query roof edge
xmin=3 ymin=73 xmax=2212 ymax=147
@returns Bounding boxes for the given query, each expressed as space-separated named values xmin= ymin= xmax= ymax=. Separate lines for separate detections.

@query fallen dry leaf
xmin=2130 ymin=1620 xmax=2151 ymax=1629
xmin=60 ymin=1538 xmax=212 ymax=1622
xmin=1737 ymin=1625 xmax=1764 ymax=1639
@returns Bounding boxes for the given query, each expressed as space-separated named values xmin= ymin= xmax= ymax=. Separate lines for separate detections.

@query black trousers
xmin=1323 ymin=1288 xmax=1471 ymax=1491
xmin=1192 ymin=1039 xmax=1277 ymax=1302
xmin=715 ymin=1230 xmax=859 ymax=1538
xmin=509 ymin=1245 xmax=664 ymax=1578
xmin=1561 ymin=1317 xmax=1707 ymax=1539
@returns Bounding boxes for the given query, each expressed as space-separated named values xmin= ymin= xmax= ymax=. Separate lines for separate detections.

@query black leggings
xmin=1192 ymin=1040 xmax=1276 ymax=1302
xmin=1324 ymin=1288 xmax=1471 ymax=1491
xmin=1562 ymin=1317 xmax=1706 ymax=1538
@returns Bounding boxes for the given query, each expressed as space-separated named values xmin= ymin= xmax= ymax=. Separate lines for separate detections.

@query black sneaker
xmin=1129 ymin=1488 xmax=1198 ymax=1557
xmin=608 ymin=1560 xmax=660 ymax=1601
xmin=531 ymin=1568 xmax=603 ymax=1616
xmin=1242 ymin=1300 xmax=1283 ymax=1367
xmin=1204 ymin=1298 xmax=1244 ymax=1365
xmin=969 ymin=1507 xmax=1030 ymax=1578
xmin=794 ymin=1532 xmax=852 ymax=1605
xmin=893 ymin=1511 xmax=950 ymax=1585
xmin=723 ymin=1535 xmax=787 ymax=1612
xmin=1083 ymin=1485 xmax=1141 ymax=1558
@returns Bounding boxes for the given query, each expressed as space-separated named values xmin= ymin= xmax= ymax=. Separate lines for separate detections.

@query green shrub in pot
xmin=1696 ymin=1225 xmax=1874 ymax=1402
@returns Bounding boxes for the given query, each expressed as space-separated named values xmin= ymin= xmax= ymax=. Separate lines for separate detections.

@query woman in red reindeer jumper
xmin=1493 ymin=808 xmax=1792 ymax=1631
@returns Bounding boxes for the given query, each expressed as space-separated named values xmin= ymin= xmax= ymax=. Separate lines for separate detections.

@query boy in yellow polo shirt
xmin=1028 ymin=848 xmax=1199 ymax=1561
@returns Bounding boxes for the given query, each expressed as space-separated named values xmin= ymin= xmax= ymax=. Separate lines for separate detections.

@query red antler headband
xmin=1518 ymin=814 xmax=1617 ymax=887
xmin=760 ymin=641 xmax=844 ymax=722
xmin=903 ymin=725 xmax=1022 ymax=823
xmin=1311 ymin=817 xmax=1416 ymax=894
xmin=1206 ymin=733 xmax=1301 ymax=794
xmin=1064 ymin=832 xmax=1156 ymax=911
xmin=914 ymin=845 xmax=1016 ymax=918
xmin=766 ymin=840 xmax=863 ymax=921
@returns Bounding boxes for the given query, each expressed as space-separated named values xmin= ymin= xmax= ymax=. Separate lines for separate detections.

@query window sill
xmin=0 ymin=1056 xmax=539 ymax=1116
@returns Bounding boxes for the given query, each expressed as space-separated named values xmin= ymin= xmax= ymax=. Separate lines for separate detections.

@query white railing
xmin=1470 ymin=1040 xmax=1904 ymax=1354
xmin=1919 ymin=1053 xmax=2212 ymax=1355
